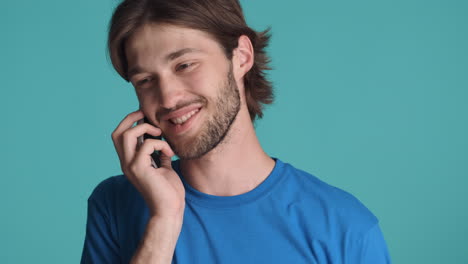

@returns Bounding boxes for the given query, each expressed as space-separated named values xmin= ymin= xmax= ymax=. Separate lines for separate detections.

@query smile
xmin=170 ymin=108 xmax=200 ymax=125
xmin=165 ymin=106 xmax=203 ymax=135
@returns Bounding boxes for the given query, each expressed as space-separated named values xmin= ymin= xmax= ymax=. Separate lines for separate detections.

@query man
xmin=81 ymin=0 xmax=392 ymax=263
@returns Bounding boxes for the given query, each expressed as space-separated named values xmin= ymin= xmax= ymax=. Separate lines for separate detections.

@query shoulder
xmin=88 ymin=174 xmax=130 ymax=200
xmin=87 ymin=173 xmax=139 ymax=210
xmin=278 ymin=159 xmax=379 ymax=237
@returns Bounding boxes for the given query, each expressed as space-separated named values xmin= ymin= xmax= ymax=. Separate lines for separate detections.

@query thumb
xmin=159 ymin=151 xmax=173 ymax=169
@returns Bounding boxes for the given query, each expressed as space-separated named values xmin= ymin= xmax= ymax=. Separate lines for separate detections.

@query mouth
xmin=169 ymin=108 xmax=200 ymax=125
xmin=164 ymin=106 xmax=202 ymax=135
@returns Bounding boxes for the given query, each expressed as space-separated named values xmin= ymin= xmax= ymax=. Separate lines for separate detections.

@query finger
xmin=111 ymin=110 xmax=144 ymax=160
xmin=135 ymin=139 xmax=175 ymax=169
xmin=138 ymin=139 xmax=175 ymax=159
xmin=159 ymin=151 xmax=173 ymax=169
xmin=122 ymin=123 xmax=163 ymax=165
xmin=112 ymin=110 xmax=144 ymax=141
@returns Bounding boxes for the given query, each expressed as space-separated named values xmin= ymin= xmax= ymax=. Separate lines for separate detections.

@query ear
xmin=232 ymin=35 xmax=254 ymax=82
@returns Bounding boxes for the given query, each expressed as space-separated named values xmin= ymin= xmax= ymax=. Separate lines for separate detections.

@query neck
xmin=179 ymin=106 xmax=275 ymax=196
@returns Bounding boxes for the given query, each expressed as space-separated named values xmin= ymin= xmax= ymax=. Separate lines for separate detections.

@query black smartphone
xmin=137 ymin=116 xmax=162 ymax=168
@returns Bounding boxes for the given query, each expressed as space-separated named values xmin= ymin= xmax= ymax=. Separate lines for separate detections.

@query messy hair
xmin=108 ymin=0 xmax=273 ymax=121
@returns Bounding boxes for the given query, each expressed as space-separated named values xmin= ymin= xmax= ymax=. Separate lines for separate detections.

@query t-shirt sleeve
xmin=80 ymin=178 xmax=120 ymax=264
xmin=346 ymin=223 xmax=392 ymax=264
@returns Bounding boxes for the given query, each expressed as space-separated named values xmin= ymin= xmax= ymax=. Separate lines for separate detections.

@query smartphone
xmin=137 ymin=116 xmax=162 ymax=168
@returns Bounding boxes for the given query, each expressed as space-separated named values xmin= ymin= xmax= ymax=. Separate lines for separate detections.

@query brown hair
xmin=108 ymin=0 xmax=274 ymax=121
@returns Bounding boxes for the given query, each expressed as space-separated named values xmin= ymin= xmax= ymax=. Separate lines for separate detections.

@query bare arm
xmin=112 ymin=110 xmax=186 ymax=263
xmin=131 ymin=216 xmax=184 ymax=264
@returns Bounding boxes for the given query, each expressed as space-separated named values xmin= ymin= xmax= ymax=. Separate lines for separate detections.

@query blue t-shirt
xmin=81 ymin=158 xmax=391 ymax=263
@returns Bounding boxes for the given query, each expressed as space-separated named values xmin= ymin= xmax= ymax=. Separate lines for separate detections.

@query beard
xmin=165 ymin=64 xmax=241 ymax=160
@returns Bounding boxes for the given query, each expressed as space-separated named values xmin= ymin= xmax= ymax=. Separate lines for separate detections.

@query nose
xmin=157 ymin=75 xmax=185 ymax=110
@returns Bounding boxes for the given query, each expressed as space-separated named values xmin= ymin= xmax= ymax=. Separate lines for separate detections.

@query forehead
xmin=125 ymin=23 xmax=223 ymax=63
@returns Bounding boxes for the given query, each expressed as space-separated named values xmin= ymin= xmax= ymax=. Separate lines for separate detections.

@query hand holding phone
xmin=111 ymin=109 xmax=185 ymax=219
xmin=137 ymin=117 xmax=162 ymax=168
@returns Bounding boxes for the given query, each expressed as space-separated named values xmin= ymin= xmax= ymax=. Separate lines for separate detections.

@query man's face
xmin=125 ymin=23 xmax=241 ymax=159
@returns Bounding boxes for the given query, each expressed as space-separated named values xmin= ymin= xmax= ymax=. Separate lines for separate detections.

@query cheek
xmin=181 ymin=70 xmax=212 ymax=94
xmin=136 ymin=92 xmax=158 ymax=117
xmin=136 ymin=85 xmax=159 ymax=101
xmin=191 ymin=63 xmax=229 ymax=93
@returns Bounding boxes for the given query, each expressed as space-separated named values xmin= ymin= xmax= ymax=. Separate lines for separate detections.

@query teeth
xmin=170 ymin=109 xmax=199 ymax=125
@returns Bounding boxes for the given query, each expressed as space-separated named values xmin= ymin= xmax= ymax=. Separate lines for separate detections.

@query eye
xmin=176 ymin=62 xmax=195 ymax=72
xmin=136 ymin=77 xmax=153 ymax=86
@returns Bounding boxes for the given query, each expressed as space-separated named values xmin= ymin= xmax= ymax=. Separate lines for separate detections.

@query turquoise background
xmin=1 ymin=0 xmax=467 ymax=263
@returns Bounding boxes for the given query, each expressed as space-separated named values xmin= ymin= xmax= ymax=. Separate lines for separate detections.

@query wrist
xmin=150 ymin=203 xmax=186 ymax=221
xmin=149 ymin=213 xmax=185 ymax=237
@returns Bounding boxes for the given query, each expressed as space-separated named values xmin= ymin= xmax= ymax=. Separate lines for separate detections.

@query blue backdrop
xmin=1 ymin=0 xmax=467 ymax=263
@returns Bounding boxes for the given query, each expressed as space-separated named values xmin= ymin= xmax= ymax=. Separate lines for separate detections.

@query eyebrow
xmin=127 ymin=48 xmax=201 ymax=79
xmin=165 ymin=48 xmax=200 ymax=62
